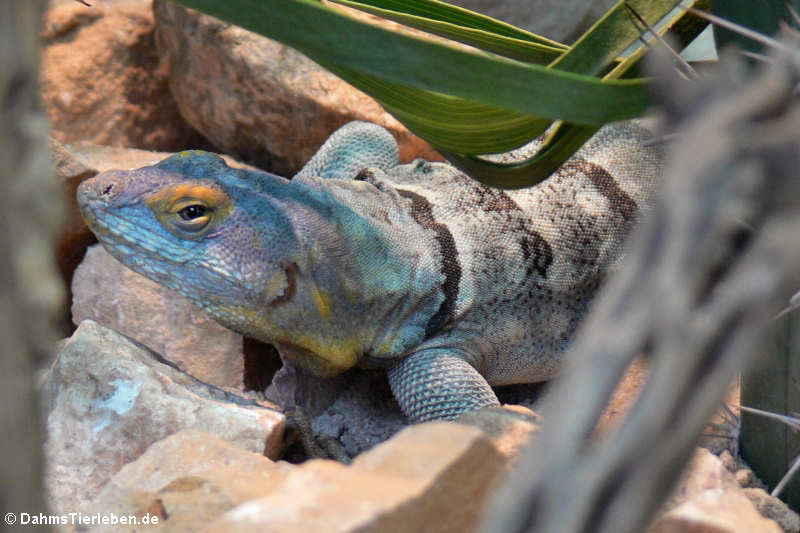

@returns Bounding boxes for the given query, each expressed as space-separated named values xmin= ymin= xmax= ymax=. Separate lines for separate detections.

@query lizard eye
xmin=172 ymin=202 xmax=213 ymax=234
xmin=146 ymin=184 xmax=232 ymax=240
xmin=178 ymin=204 xmax=208 ymax=221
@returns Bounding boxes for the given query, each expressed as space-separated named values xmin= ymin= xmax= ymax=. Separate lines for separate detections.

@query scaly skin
xmin=77 ymin=121 xmax=662 ymax=422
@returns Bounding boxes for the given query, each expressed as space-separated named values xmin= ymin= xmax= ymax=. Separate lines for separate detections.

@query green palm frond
xmin=170 ymin=0 xmax=709 ymax=187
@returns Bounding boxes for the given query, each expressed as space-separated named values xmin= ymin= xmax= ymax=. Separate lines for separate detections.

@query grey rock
xmin=311 ymin=370 xmax=406 ymax=457
xmin=43 ymin=320 xmax=285 ymax=514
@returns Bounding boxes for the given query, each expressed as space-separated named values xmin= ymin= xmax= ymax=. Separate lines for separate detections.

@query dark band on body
xmin=568 ymin=159 xmax=638 ymax=221
xmin=397 ymin=189 xmax=461 ymax=337
xmin=472 ymin=185 xmax=553 ymax=278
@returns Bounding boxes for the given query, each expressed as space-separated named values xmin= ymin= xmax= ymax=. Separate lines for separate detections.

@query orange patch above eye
xmin=145 ymin=184 xmax=232 ymax=214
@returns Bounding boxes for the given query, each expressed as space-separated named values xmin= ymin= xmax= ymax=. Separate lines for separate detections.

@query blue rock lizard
xmin=77 ymin=121 xmax=661 ymax=422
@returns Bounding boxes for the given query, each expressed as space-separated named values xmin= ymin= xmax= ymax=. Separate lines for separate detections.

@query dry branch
xmin=481 ymin=49 xmax=800 ymax=533
xmin=1 ymin=1 xmax=62 ymax=529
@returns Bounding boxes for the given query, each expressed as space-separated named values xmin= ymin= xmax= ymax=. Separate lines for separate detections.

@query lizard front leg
xmin=387 ymin=349 xmax=500 ymax=422
xmin=294 ymin=121 xmax=399 ymax=180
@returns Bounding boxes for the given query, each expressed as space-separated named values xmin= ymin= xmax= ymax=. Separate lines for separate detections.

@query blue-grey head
xmin=77 ymin=151 xmax=300 ymax=337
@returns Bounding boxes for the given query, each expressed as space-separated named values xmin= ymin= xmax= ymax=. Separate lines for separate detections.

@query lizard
xmin=76 ymin=120 xmax=662 ymax=423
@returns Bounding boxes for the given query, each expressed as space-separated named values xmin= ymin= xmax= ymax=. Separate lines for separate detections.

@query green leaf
xmin=441 ymin=1 xmax=712 ymax=188
xmin=322 ymin=62 xmax=552 ymax=153
xmin=442 ymin=124 xmax=599 ymax=189
xmin=170 ymin=0 xmax=653 ymax=126
xmin=169 ymin=0 xmax=707 ymax=187
xmin=328 ymin=0 xmax=566 ymax=63
xmin=329 ymin=0 xmax=565 ymax=46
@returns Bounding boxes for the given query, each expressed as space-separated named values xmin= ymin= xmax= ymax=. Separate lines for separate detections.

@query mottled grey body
xmin=77 ymin=121 xmax=661 ymax=422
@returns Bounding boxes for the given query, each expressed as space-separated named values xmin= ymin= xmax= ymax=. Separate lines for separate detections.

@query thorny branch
xmin=481 ymin=49 xmax=800 ymax=533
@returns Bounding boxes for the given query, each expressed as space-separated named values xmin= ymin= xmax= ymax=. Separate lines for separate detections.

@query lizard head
xmin=76 ymin=150 xmax=396 ymax=377
xmin=77 ymin=151 xmax=302 ymax=336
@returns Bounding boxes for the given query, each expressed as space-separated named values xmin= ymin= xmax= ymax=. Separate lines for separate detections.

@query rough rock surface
xmin=41 ymin=0 xmax=206 ymax=152
xmin=456 ymin=405 xmax=540 ymax=462
xmin=309 ymin=370 xmax=407 ymax=457
xmin=43 ymin=320 xmax=285 ymax=514
xmin=650 ymin=447 xmax=792 ymax=533
xmin=666 ymin=448 xmax=742 ymax=511
xmin=742 ymin=488 xmax=800 ymax=533
xmin=205 ymin=422 xmax=506 ymax=533
xmin=73 ymin=245 xmax=245 ymax=388
xmin=650 ymin=489 xmax=783 ymax=533
xmin=87 ymin=430 xmax=293 ymax=533
xmin=152 ymin=0 xmax=441 ymax=176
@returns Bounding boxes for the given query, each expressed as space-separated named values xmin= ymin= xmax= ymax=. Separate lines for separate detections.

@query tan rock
xmin=87 ymin=430 xmax=292 ymax=533
xmin=666 ymin=448 xmax=741 ymax=511
xmin=73 ymin=244 xmax=245 ymax=389
xmin=43 ymin=320 xmax=285 ymax=514
xmin=742 ymin=488 xmax=800 ymax=533
xmin=734 ymin=468 xmax=756 ymax=488
xmin=651 ymin=489 xmax=782 ymax=533
xmin=206 ymin=422 xmax=506 ymax=533
xmin=152 ymin=0 xmax=441 ymax=177
xmin=594 ymin=357 xmax=649 ymax=436
xmin=41 ymin=1 xmax=204 ymax=152
xmin=456 ymin=405 xmax=540 ymax=461
xmin=60 ymin=143 xmax=258 ymax=174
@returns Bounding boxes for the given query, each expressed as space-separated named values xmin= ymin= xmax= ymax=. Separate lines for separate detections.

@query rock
xmin=206 ymin=422 xmax=506 ymax=533
xmin=595 ymin=357 xmax=649 ymax=436
xmin=666 ymin=448 xmax=741 ymax=511
xmin=86 ymin=430 xmax=292 ymax=532
xmin=72 ymin=244 xmax=245 ymax=389
xmin=650 ymin=489 xmax=783 ymax=533
xmin=654 ymin=448 xmax=792 ymax=532
xmin=43 ymin=320 xmax=285 ymax=514
xmin=152 ymin=0 xmax=441 ymax=176
xmin=734 ymin=468 xmax=756 ymax=488
xmin=456 ymin=405 xmax=540 ymax=461
xmin=742 ymin=488 xmax=800 ymax=533
xmin=447 ymin=0 xmax=616 ymax=44
xmin=41 ymin=0 xmax=206 ymax=152
xmin=718 ymin=450 xmax=737 ymax=472
xmin=308 ymin=369 xmax=407 ymax=457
